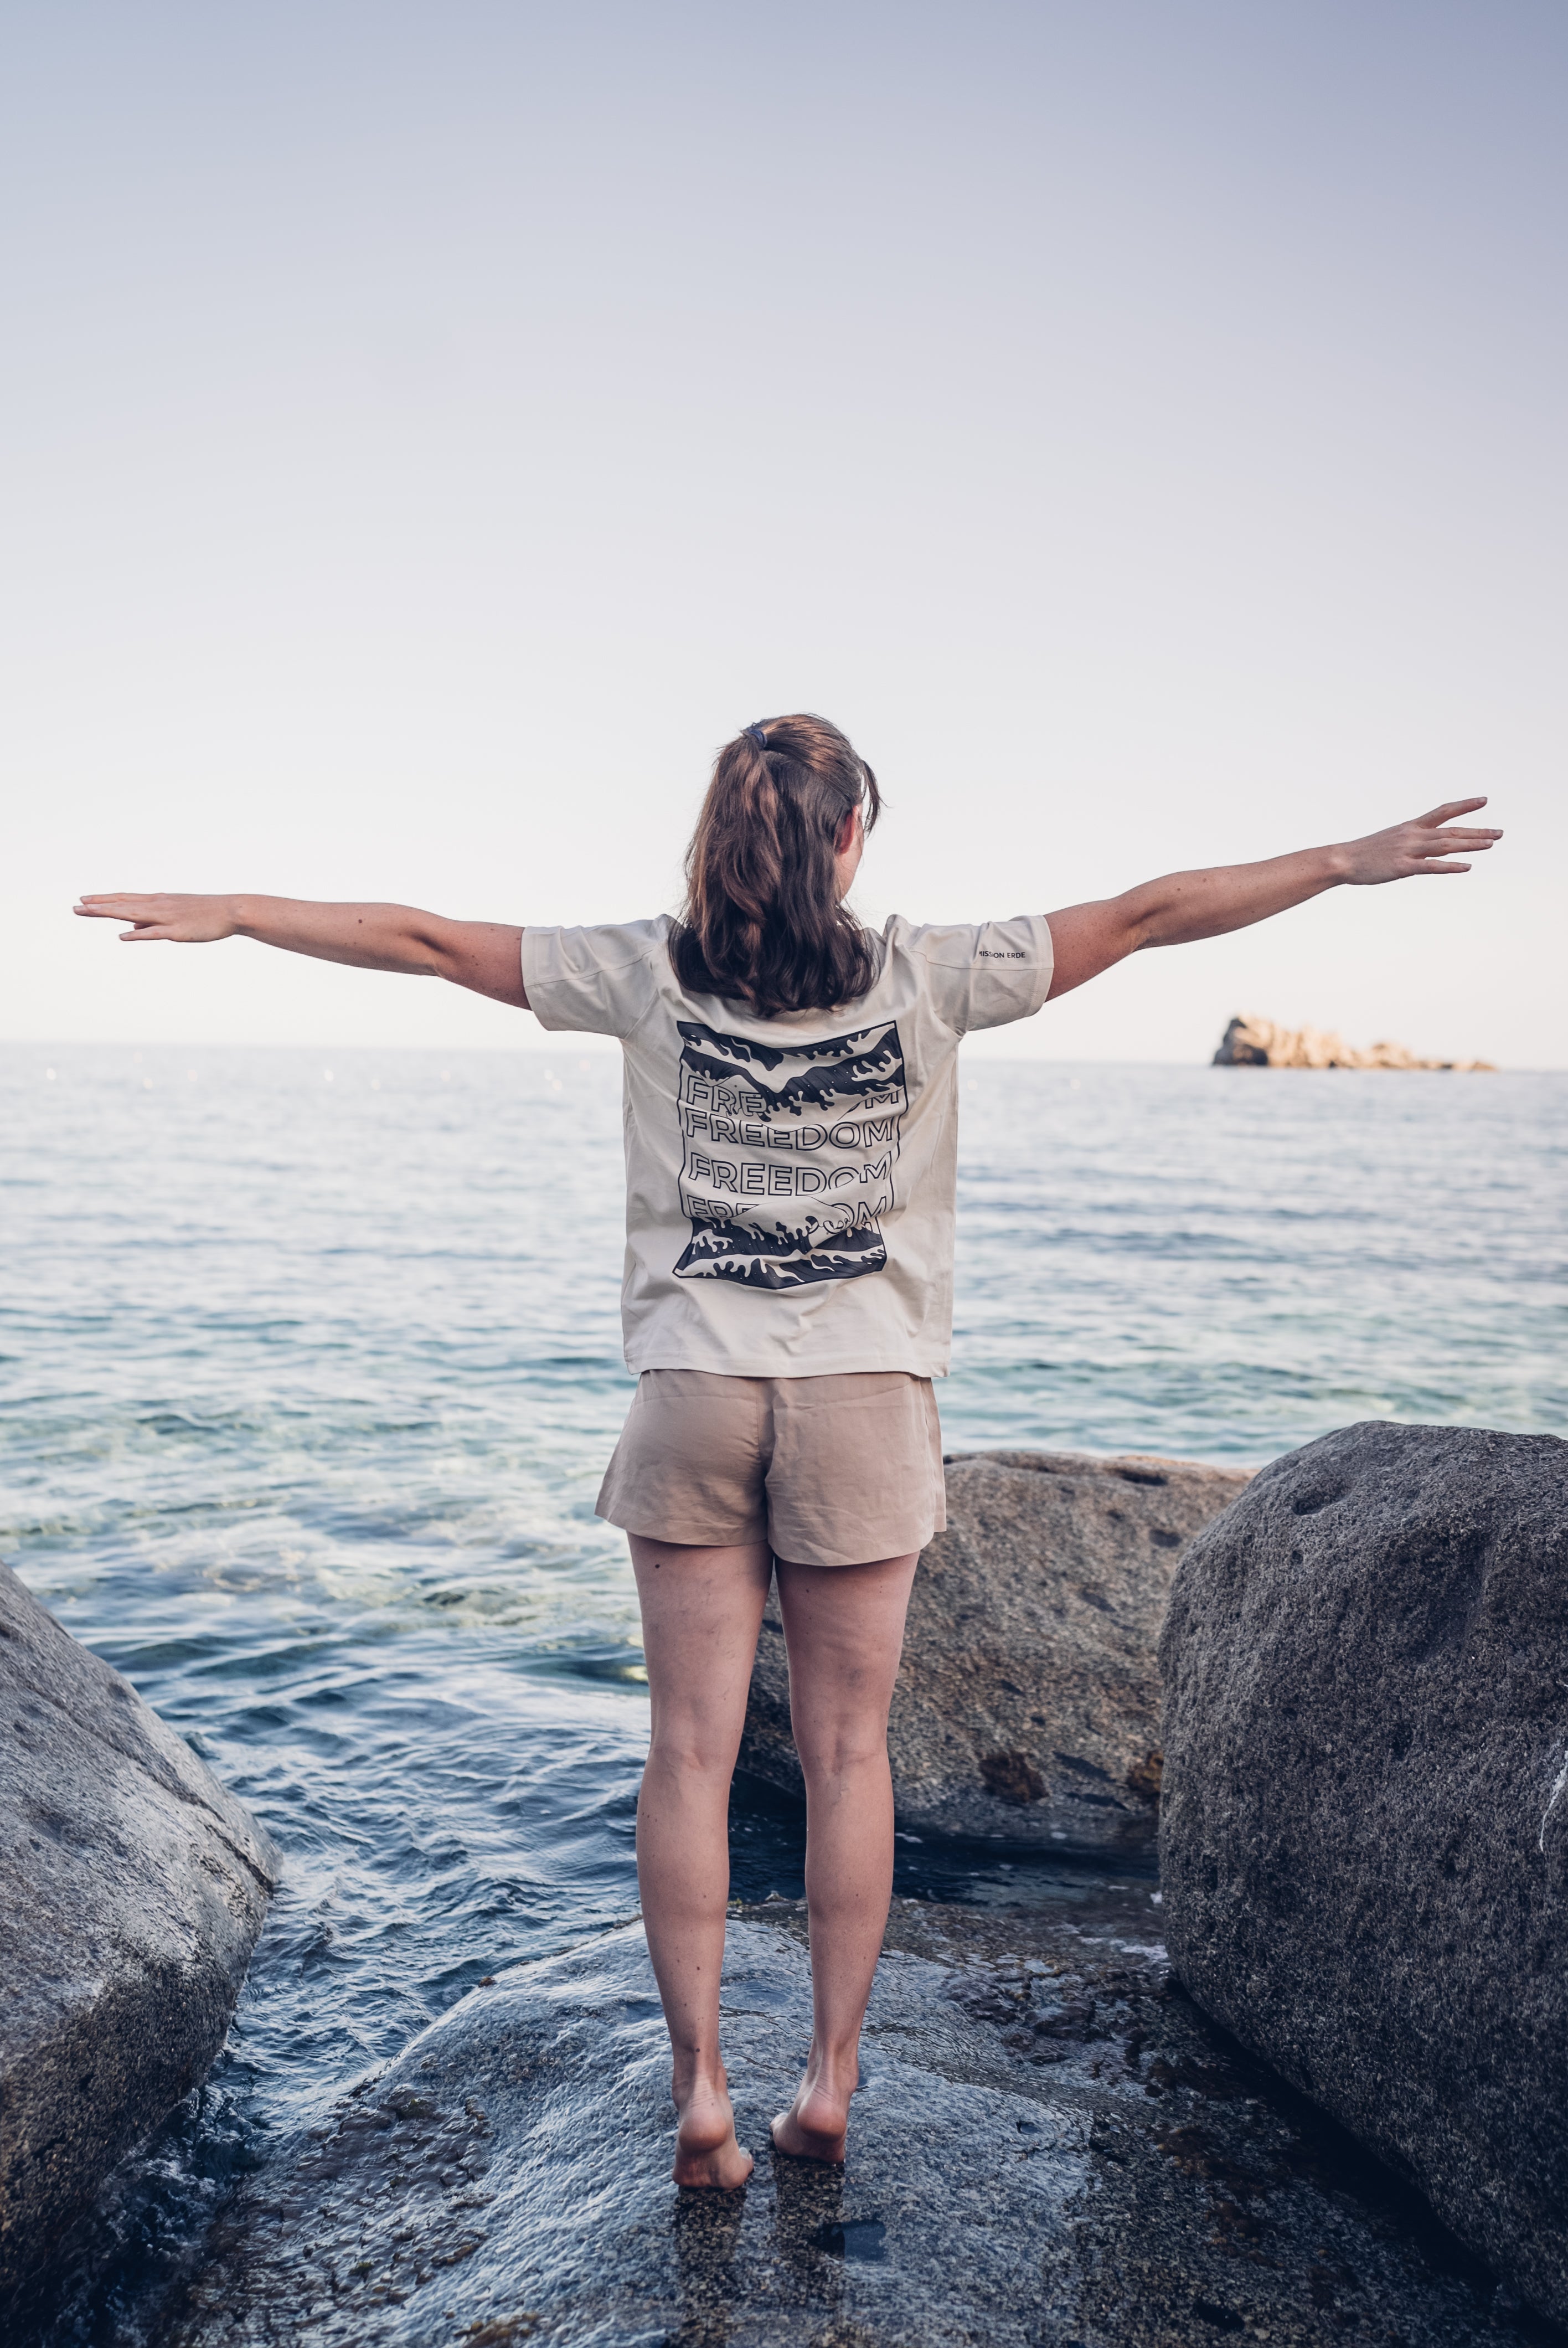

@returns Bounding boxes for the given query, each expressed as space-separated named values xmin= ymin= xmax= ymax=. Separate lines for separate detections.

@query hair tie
xmin=743 ymin=723 xmax=768 ymax=751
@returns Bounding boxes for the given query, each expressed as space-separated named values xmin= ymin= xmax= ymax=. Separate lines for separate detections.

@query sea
xmin=3 ymin=1043 xmax=1565 ymax=2342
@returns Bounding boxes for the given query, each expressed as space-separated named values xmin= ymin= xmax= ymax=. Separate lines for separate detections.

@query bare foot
xmin=672 ymin=2073 xmax=754 ymax=2189
xmin=770 ymin=2081 xmax=848 ymax=2164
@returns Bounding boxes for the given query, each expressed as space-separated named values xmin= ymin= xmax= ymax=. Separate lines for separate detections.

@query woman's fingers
xmin=1414 ymin=796 xmax=1489 ymax=826
xmin=1409 ymin=828 xmax=1500 ymax=861
xmin=74 ymin=892 xmax=235 ymax=943
xmin=76 ymin=895 xmax=167 ymax=921
xmin=75 ymin=899 xmax=174 ymax=937
xmin=1343 ymin=810 xmax=1502 ymax=884
xmin=77 ymin=893 xmax=173 ymax=909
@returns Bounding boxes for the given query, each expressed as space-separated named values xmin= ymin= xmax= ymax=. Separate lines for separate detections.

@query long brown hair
xmin=670 ymin=713 xmax=882 ymax=1016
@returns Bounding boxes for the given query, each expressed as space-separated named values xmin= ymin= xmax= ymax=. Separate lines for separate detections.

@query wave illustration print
xmin=673 ymin=1017 xmax=907 ymax=1289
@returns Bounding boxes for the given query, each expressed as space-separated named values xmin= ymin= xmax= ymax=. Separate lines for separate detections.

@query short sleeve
xmin=895 ymin=914 xmax=1054 ymax=1036
xmin=520 ymin=918 xmax=668 ymax=1038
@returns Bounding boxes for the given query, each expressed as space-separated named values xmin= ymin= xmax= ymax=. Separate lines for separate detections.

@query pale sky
xmin=5 ymin=2 xmax=1564 ymax=1063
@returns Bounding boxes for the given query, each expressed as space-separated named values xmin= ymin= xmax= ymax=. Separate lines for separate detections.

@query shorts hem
xmin=596 ymin=1501 xmax=770 ymax=1550
xmin=767 ymin=1516 xmax=943 ymax=1569
xmin=597 ymin=1502 xmax=946 ymax=1570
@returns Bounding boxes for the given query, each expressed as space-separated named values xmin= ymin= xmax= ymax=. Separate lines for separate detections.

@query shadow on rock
xmin=669 ymin=2184 xmax=751 ymax=2346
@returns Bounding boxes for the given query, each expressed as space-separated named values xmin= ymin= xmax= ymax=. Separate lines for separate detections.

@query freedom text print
xmin=673 ymin=1019 xmax=907 ymax=1289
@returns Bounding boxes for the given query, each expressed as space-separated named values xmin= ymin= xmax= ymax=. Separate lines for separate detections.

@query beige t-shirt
xmin=520 ymin=912 xmax=1054 ymax=1377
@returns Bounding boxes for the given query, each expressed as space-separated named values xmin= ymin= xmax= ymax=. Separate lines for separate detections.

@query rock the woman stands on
xmin=76 ymin=715 xmax=1499 ymax=2189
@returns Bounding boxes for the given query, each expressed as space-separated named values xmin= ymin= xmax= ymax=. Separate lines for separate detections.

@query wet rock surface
xmin=1160 ymin=1423 xmax=1568 ymax=2330
xmin=740 ymin=1450 xmax=1251 ymax=1855
xmin=158 ymin=1882 xmax=1555 ymax=2347
xmin=0 ymin=1561 xmax=281 ymax=2311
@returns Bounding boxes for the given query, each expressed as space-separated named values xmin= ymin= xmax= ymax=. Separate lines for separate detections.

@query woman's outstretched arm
xmin=72 ymin=894 xmax=529 ymax=1009
xmin=1043 ymin=797 xmax=1502 ymax=1001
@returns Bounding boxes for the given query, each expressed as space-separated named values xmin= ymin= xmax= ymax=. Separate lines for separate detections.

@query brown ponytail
xmin=669 ymin=714 xmax=882 ymax=1016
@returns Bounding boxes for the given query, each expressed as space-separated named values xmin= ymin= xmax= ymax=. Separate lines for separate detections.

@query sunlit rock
xmin=1213 ymin=1013 xmax=1495 ymax=1069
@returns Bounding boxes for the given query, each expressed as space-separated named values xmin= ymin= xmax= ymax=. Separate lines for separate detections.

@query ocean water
xmin=3 ymin=1043 xmax=1565 ymax=2341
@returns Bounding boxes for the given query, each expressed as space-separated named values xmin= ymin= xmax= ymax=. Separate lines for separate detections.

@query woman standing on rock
xmin=76 ymin=719 xmax=1497 ymax=2187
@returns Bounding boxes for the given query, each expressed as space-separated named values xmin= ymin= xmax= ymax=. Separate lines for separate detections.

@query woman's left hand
xmin=1336 ymin=798 xmax=1503 ymax=884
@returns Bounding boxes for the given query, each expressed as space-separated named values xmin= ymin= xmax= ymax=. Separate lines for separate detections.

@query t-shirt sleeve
xmin=898 ymin=913 xmax=1054 ymax=1036
xmin=520 ymin=919 xmax=667 ymax=1038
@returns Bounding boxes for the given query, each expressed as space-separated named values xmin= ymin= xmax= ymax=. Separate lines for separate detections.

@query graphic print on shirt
xmin=673 ymin=1018 xmax=907 ymax=1288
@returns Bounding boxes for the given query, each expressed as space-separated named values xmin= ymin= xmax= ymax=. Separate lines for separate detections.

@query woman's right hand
xmin=74 ymin=893 xmax=239 ymax=941
xmin=74 ymin=890 xmax=530 ymax=1007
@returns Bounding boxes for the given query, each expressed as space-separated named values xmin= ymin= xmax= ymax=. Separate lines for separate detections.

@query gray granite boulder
xmin=164 ymin=1888 xmax=1541 ymax=2346
xmin=740 ymin=1449 xmax=1251 ymax=1855
xmin=0 ymin=1561 xmax=281 ymax=2308
xmin=1159 ymin=1422 xmax=1568 ymax=2328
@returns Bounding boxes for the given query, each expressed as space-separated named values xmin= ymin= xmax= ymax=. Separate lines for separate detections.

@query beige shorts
xmin=596 ymin=1368 xmax=947 ymax=1569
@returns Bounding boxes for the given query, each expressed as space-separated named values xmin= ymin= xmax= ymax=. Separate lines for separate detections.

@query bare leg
xmin=768 ymin=1550 xmax=919 ymax=2162
xmin=630 ymin=1533 xmax=772 ymax=2188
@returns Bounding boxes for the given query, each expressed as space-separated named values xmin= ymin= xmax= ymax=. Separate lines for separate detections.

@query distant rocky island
xmin=1214 ymin=1013 xmax=1495 ymax=1070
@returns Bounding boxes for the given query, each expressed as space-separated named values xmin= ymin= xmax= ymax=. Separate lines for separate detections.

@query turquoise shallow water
xmin=3 ymin=1043 xmax=1565 ymax=2340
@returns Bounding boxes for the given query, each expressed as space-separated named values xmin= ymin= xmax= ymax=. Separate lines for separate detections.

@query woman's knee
xmin=792 ymin=1717 xmax=891 ymax=1785
xmin=646 ymin=1721 xmax=742 ymax=1785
